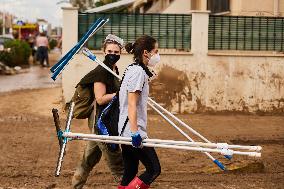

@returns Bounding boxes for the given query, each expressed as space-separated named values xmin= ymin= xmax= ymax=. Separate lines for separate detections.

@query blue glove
xmin=131 ymin=132 xmax=143 ymax=148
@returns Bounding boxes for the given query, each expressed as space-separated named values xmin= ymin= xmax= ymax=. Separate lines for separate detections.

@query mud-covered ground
xmin=0 ymin=87 xmax=283 ymax=189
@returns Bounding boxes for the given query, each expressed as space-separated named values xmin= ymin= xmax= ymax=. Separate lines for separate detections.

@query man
xmin=35 ymin=32 xmax=49 ymax=67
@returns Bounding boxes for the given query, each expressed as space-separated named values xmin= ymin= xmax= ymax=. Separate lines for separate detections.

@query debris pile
xmin=0 ymin=62 xmax=22 ymax=75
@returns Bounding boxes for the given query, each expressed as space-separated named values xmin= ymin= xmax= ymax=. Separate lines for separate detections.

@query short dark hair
xmin=125 ymin=35 xmax=157 ymax=63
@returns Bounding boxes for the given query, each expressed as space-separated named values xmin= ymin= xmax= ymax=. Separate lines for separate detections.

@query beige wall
xmin=61 ymin=9 xmax=284 ymax=114
xmin=136 ymin=0 xmax=284 ymax=16
xmin=61 ymin=7 xmax=79 ymax=103
xmin=163 ymin=0 xmax=191 ymax=14
xmin=278 ymin=0 xmax=284 ymax=16
xmin=153 ymin=53 xmax=284 ymax=114
xmin=230 ymin=0 xmax=284 ymax=16
xmin=62 ymin=50 xmax=284 ymax=115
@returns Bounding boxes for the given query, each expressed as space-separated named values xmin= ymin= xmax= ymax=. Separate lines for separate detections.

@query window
xmin=207 ymin=0 xmax=230 ymax=14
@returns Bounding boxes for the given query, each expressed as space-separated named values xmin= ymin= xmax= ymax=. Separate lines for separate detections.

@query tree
xmin=70 ymin=0 xmax=95 ymax=11
xmin=70 ymin=0 xmax=119 ymax=11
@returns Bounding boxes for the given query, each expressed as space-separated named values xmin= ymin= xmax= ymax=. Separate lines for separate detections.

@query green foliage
xmin=0 ymin=40 xmax=31 ymax=67
xmin=95 ymin=0 xmax=118 ymax=8
xmin=95 ymin=1 xmax=104 ymax=7
xmin=49 ymin=39 xmax=58 ymax=50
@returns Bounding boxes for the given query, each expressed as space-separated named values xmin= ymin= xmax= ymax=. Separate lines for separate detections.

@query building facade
xmin=60 ymin=8 xmax=284 ymax=114
xmin=0 ymin=12 xmax=14 ymax=35
xmin=133 ymin=0 xmax=284 ymax=16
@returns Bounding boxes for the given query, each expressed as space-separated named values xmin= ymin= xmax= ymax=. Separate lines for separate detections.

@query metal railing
xmin=209 ymin=15 xmax=284 ymax=51
xmin=78 ymin=13 xmax=191 ymax=51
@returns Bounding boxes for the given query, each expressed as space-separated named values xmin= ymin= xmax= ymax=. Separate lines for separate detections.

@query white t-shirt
xmin=118 ymin=64 xmax=149 ymax=138
xmin=36 ymin=36 xmax=48 ymax=47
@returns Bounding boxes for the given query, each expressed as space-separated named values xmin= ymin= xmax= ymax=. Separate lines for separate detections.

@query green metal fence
xmin=78 ymin=13 xmax=191 ymax=51
xmin=209 ymin=16 xmax=284 ymax=51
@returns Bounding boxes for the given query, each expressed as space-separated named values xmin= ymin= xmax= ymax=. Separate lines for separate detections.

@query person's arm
xmin=45 ymin=37 xmax=49 ymax=49
xmin=125 ymin=68 xmax=144 ymax=148
xmin=128 ymin=91 xmax=141 ymax=133
xmin=94 ymin=82 xmax=116 ymax=105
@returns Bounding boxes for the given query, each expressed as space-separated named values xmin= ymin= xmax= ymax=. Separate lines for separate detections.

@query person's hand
xmin=131 ymin=132 xmax=143 ymax=148
xmin=111 ymin=93 xmax=116 ymax=99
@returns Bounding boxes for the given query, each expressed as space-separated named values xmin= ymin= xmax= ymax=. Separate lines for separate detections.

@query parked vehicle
xmin=0 ymin=34 xmax=14 ymax=51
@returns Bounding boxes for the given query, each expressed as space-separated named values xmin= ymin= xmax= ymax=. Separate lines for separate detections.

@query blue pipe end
xmin=88 ymin=54 xmax=97 ymax=61
xmin=57 ymin=130 xmax=63 ymax=139
xmin=213 ymin=159 xmax=226 ymax=171
xmin=224 ymin=155 xmax=232 ymax=160
xmin=51 ymin=73 xmax=57 ymax=81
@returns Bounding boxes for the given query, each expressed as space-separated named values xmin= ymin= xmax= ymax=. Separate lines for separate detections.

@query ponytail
xmin=125 ymin=42 xmax=135 ymax=54
xmin=126 ymin=35 xmax=156 ymax=63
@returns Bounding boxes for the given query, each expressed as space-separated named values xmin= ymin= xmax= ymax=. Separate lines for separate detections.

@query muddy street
xmin=0 ymin=86 xmax=283 ymax=189
xmin=0 ymin=52 xmax=61 ymax=93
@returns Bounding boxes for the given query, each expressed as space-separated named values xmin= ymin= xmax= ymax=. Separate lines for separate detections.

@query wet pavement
xmin=0 ymin=65 xmax=61 ymax=93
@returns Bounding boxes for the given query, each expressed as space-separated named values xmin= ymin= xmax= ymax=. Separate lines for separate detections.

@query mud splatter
xmin=150 ymin=65 xmax=191 ymax=113
xmin=149 ymin=64 xmax=284 ymax=115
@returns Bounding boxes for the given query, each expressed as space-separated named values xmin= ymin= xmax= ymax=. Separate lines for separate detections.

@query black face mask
xmin=105 ymin=54 xmax=120 ymax=66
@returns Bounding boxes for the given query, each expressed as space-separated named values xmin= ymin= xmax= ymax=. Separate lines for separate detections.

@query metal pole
xmin=147 ymin=102 xmax=225 ymax=170
xmin=2 ymin=12 xmax=5 ymax=35
xmin=148 ymin=98 xmax=210 ymax=142
xmin=64 ymin=132 xmax=261 ymax=151
xmin=2 ymin=0 xmax=5 ymax=35
xmin=51 ymin=18 xmax=105 ymax=73
xmin=50 ymin=18 xmax=109 ymax=80
xmin=55 ymin=102 xmax=75 ymax=176
xmin=64 ymin=132 xmax=261 ymax=157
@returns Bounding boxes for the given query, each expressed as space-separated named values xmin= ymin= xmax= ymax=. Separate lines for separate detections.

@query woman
xmin=72 ymin=34 xmax=124 ymax=189
xmin=118 ymin=35 xmax=161 ymax=189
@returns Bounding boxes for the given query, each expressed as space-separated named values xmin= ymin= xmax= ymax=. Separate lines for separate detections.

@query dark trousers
xmin=121 ymin=145 xmax=161 ymax=186
xmin=37 ymin=46 xmax=49 ymax=66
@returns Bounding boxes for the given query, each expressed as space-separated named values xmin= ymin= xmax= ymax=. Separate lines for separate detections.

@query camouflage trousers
xmin=72 ymin=111 xmax=124 ymax=189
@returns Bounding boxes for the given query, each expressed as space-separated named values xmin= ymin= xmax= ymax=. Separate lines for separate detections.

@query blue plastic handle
xmin=51 ymin=19 xmax=106 ymax=79
xmin=213 ymin=159 xmax=226 ymax=171
xmin=51 ymin=58 xmax=70 ymax=80
xmin=97 ymin=118 xmax=109 ymax=135
xmin=50 ymin=47 xmax=75 ymax=73
xmin=50 ymin=18 xmax=103 ymax=73
xmin=51 ymin=18 xmax=108 ymax=80
xmin=85 ymin=52 xmax=97 ymax=61
xmin=224 ymin=155 xmax=232 ymax=160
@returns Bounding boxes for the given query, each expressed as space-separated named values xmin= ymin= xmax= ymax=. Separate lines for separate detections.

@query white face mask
xmin=147 ymin=53 xmax=160 ymax=67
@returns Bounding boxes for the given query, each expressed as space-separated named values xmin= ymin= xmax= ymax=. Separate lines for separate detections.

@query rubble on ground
xmin=0 ymin=62 xmax=23 ymax=75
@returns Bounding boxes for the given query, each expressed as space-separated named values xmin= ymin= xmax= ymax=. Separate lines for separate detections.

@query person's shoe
xmin=71 ymin=168 xmax=90 ymax=189
xmin=126 ymin=176 xmax=150 ymax=189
